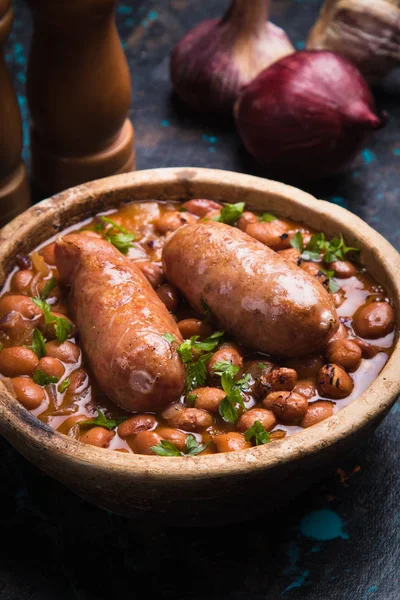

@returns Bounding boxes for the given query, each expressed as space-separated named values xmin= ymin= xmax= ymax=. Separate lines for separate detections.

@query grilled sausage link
xmin=162 ymin=222 xmax=338 ymax=358
xmin=55 ymin=234 xmax=185 ymax=412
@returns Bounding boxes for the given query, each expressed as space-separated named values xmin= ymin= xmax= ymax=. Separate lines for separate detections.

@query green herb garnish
xmin=300 ymin=232 xmax=359 ymax=264
xmin=151 ymin=434 xmax=209 ymax=457
xmin=31 ymin=298 xmax=72 ymax=343
xmin=99 ymin=216 xmax=136 ymax=254
xmin=40 ymin=277 xmax=57 ymax=300
xmin=32 ymin=370 xmax=59 ymax=386
xmin=186 ymin=393 xmax=198 ymax=406
xmin=212 ymin=202 xmax=245 ymax=225
xmin=290 ymin=231 xmax=304 ymax=253
xmin=318 ymin=268 xmax=341 ymax=293
xmin=27 ymin=328 xmax=47 ymax=359
xmin=78 ymin=408 xmax=126 ymax=431
xmin=218 ymin=371 xmax=246 ymax=424
xmin=58 ymin=378 xmax=71 ymax=393
xmin=259 ymin=213 xmax=276 ymax=223
xmin=211 ymin=360 xmax=240 ymax=379
xmin=201 ymin=299 xmax=212 ymax=323
xmin=177 ymin=331 xmax=224 ymax=392
xmin=162 ymin=333 xmax=177 ymax=344
xmin=244 ymin=420 xmax=270 ymax=446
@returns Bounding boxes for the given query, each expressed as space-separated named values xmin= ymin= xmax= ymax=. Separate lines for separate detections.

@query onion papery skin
xmin=234 ymin=51 xmax=386 ymax=180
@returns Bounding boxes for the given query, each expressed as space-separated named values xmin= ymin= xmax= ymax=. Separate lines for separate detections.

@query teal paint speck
xmin=124 ymin=18 xmax=134 ymax=27
xmin=393 ymin=148 xmax=400 ymax=156
xmin=362 ymin=148 xmax=375 ymax=164
xmin=13 ymin=42 xmax=24 ymax=55
xmin=161 ymin=120 xmax=170 ymax=127
xmin=366 ymin=585 xmax=377 ymax=595
xmin=117 ymin=5 xmax=133 ymax=15
xmin=282 ymin=571 xmax=309 ymax=594
xmin=329 ymin=196 xmax=347 ymax=207
xmin=208 ymin=136 xmax=218 ymax=144
xmin=295 ymin=41 xmax=305 ymax=50
xmin=300 ymin=509 xmax=349 ymax=541
xmin=16 ymin=72 xmax=26 ymax=84
xmin=353 ymin=170 xmax=360 ymax=179
xmin=376 ymin=192 xmax=383 ymax=200
xmin=148 ymin=10 xmax=159 ymax=21
xmin=209 ymin=147 xmax=216 ymax=153
xmin=283 ymin=541 xmax=300 ymax=576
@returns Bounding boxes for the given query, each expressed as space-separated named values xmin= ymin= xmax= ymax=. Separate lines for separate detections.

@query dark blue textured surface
xmin=1 ymin=1 xmax=399 ymax=598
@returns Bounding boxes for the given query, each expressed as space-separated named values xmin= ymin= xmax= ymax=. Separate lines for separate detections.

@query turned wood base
xmin=30 ymin=119 xmax=136 ymax=199
xmin=0 ymin=162 xmax=31 ymax=228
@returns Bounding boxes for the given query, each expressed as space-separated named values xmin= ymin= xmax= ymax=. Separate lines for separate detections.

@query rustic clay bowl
xmin=0 ymin=168 xmax=399 ymax=526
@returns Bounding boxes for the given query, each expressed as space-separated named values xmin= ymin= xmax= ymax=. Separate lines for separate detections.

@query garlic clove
xmin=170 ymin=0 xmax=294 ymax=114
xmin=307 ymin=0 xmax=400 ymax=82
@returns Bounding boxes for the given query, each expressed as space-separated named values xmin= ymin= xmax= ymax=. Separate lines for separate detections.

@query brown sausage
xmin=54 ymin=234 xmax=185 ymax=412
xmin=162 ymin=222 xmax=339 ymax=357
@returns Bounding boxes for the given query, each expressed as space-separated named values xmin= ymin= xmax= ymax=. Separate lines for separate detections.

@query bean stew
xmin=0 ymin=199 xmax=396 ymax=456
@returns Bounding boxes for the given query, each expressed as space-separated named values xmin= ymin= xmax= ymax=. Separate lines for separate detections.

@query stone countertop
xmin=1 ymin=1 xmax=399 ymax=599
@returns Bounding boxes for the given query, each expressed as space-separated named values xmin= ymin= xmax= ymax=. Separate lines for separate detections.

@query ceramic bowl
xmin=0 ymin=168 xmax=399 ymax=526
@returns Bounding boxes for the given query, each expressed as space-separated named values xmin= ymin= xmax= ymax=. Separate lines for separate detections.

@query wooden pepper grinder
xmin=0 ymin=0 xmax=31 ymax=227
xmin=26 ymin=0 xmax=135 ymax=198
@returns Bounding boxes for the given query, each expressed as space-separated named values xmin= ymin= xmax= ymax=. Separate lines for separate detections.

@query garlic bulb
xmin=170 ymin=0 xmax=294 ymax=114
xmin=307 ymin=0 xmax=400 ymax=81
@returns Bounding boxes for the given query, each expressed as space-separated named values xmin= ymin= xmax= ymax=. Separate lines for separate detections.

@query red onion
xmin=234 ymin=50 xmax=386 ymax=179
xmin=170 ymin=0 xmax=293 ymax=115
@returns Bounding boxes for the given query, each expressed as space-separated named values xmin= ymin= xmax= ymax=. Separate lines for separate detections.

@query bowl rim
xmin=0 ymin=166 xmax=399 ymax=480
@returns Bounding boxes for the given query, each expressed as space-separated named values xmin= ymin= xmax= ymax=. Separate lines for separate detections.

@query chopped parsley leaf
xmin=58 ymin=378 xmax=71 ymax=393
xmin=290 ymin=231 xmax=304 ymax=253
xmin=31 ymin=298 xmax=72 ymax=343
xmin=151 ymin=435 xmax=209 ymax=457
xmin=27 ymin=328 xmax=46 ymax=359
xmin=40 ymin=277 xmax=57 ymax=300
xmin=162 ymin=333 xmax=177 ymax=344
xmin=244 ymin=420 xmax=270 ymax=445
xmin=212 ymin=202 xmax=245 ymax=225
xmin=259 ymin=212 xmax=276 ymax=223
xmin=78 ymin=408 xmax=126 ymax=431
xmin=211 ymin=360 xmax=239 ymax=379
xmin=33 ymin=370 xmax=59 ymax=386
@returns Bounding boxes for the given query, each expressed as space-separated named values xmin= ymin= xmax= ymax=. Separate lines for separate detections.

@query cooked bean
xmin=37 ymin=357 xmax=65 ymax=380
xmin=0 ymin=311 xmax=35 ymax=345
xmin=325 ymin=339 xmax=362 ymax=372
xmin=118 ymin=414 xmax=157 ymax=439
xmin=182 ymin=199 xmax=222 ymax=217
xmin=237 ymin=408 xmax=276 ymax=432
xmin=57 ymin=414 xmax=88 ymax=435
xmin=80 ymin=427 xmax=115 ymax=448
xmin=352 ymin=337 xmax=378 ymax=359
xmin=156 ymin=283 xmax=180 ymax=312
xmin=78 ymin=230 xmax=102 ymax=239
xmin=263 ymin=391 xmax=308 ymax=425
xmin=352 ymin=302 xmax=395 ymax=339
xmin=45 ymin=340 xmax=81 ymax=364
xmin=0 ymin=295 xmax=41 ymax=320
xmin=254 ymin=367 xmax=297 ymax=398
xmin=156 ymin=427 xmax=187 ymax=452
xmin=193 ymin=387 xmax=226 ymax=413
xmin=64 ymin=369 xmax=89 ymax=398
xmin=278 ymin=247 xmax=301 ymax=265
xmin=11 ymin=376 xmax=46 ymax=409
xmin=178 ymin=318 xmax=212 ymax=340
xmin=301 ymin=262 xmax=331 ymax=289
xmin=245 ymin=220 xmax=291 ymax=251
xmin=213 ymin=432 xmax=251 ymax=453
xmin=237 ymin=211 xmax=258 ymax=232
xmin=300 ymin=400 xmax=335 ymax=428
xmin=40 ymin=243 xmax=56 ymax=266
xmin=162 ymin=403 xmax=213 ymax=431
xmin=203 ymin=209 xmax=221 ymax=220
xmin=326 ymin=322 xmax=347 ymax=349
xmin=207 ymin=344 xmax=243 ymax=377
xmin=10 ymin=269 xmax=34 ymax=294
xmin=132 ymin=431 xmax=164 ymax=455
xmin=330 ymin=260 xmax=357 ymax=279
xmin=285 ymin=355 xmax=324 ymax=379
xmin=317 ymin=363 xmax=354 ymax=399
xmin=154 ymin=211 xmax=196 ymax=234
xmin=134 ymin=261 xmax=164 ymax=289
xmin=293 ymin=379 xmax=317 ymax=400
xmin=0 ymin=347 xmax=39 ymax=377
xmin=16 ymin=255 xmax=31 ymax=270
